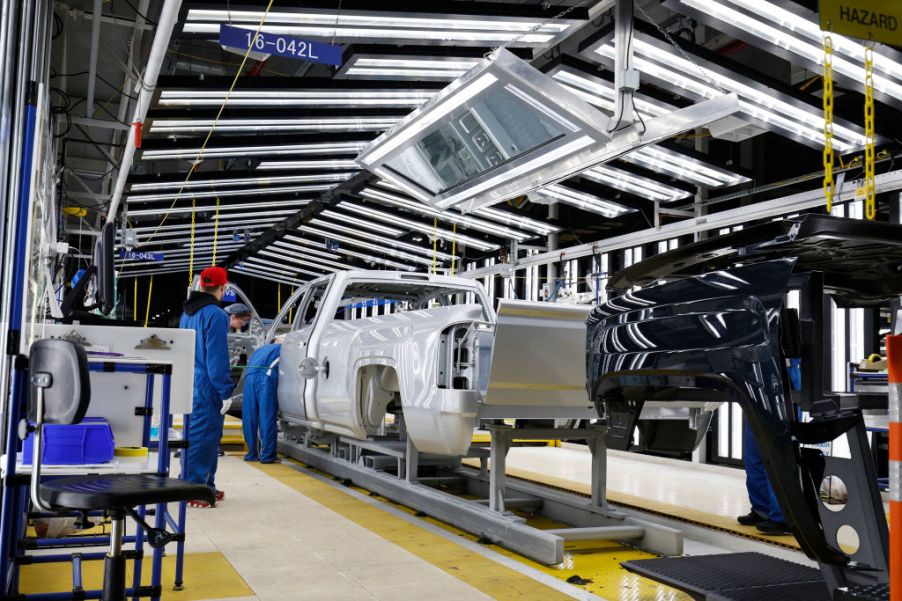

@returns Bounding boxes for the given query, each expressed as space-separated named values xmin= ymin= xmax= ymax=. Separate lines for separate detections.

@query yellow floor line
xmin=254 ymin=461 xmax=579 ymax=600
xmin=19 ymin=551 xmax=253 ymax=599
xmin=461 ymin=458 xmax=802 ymax=550
xmin=254 ymin=460 xmax=692 ymax=601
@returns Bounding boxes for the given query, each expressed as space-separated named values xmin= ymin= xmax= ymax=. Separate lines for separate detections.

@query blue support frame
xmin=0 ymin=360 xmax=190 ymax=600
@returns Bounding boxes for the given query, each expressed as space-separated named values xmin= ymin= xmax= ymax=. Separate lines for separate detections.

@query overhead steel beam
xmin=70 ymin=116 xmax=130 ymax=131
xmin=105 ymin=0 xmax=183 ymax=221
xmin=60 ymin=3 xmax=154 ymax=31
xmin=459 ymin=169 xmax=902 ymax=279
xmin=86 ymin=0 xmax=102 ymax=118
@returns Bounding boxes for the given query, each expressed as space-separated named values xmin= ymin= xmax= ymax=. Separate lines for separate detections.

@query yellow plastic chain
xmin=864 ymin=44 xmax=876 ymax=220
xmin=822 ymin=34 xmax=835 ymax=213
xmin=188 ymin=198 xmax=196 ymax=286
xmin=144 ymin=275 xmax=154 ymax=328
xmin=211 ymin=196 xmax=221 ymax=264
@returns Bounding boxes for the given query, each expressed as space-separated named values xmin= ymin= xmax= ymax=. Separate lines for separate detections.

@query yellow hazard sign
xmin=820 ymin=0 xmax=901 ymax=46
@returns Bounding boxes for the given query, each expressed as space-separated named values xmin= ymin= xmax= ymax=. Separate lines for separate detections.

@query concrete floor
xmin=182 ymin=456 xmax=495 ymax=601
xmin=23 ymin=446 xmax=827 ymax=601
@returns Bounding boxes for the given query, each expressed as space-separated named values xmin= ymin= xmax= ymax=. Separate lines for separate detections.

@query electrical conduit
xmin=105 ymin=0 xmax=183 ymax=222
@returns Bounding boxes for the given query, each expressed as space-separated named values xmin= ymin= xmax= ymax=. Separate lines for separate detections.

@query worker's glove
xmin=220 ymin=397 xmax=233 ymax=415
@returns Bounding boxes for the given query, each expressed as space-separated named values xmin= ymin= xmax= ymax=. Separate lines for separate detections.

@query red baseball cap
xmin=199 ymin=266 xmax=228 ymax=287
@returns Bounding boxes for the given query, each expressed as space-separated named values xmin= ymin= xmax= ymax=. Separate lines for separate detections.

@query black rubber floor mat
xmin=834 ymin=583 xmax=889 ymax=601
xmin=622 ymin=552 xmax=825 ymax=601
xmin=708 ymin=581 xmax=831 ymax=601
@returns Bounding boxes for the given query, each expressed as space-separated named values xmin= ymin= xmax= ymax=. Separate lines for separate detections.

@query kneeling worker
xmin=242 ymin=342 xmax=281 ymax=463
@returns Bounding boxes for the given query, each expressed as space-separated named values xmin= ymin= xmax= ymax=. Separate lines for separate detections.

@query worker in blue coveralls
xmin=180 ymin=265 xmax=235 ymax=508
xmin=242 ymin=343 xmax=282 ymax=464
xmin=738 ymin=357 xmax=802 ymax=535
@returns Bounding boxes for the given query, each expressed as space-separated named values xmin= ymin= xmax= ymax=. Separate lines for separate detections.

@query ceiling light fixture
xmin=623 ymin=146 xmax=749 ymax=188
xmin=128 ymin=173 xmax=356 ymax=192
xmin=157 ymin=89 xmax=436 ymax=109
xmin=244 ymin=256 xmax=326 ymax=279
xmin=585 ymin=31 xmax=868 ymax=152
xmin=665 ymin=0 xmax=902 ymax=108
xmin=317 ymin=210 xmax=405 ymax=237
xmin=148 ymin=117 xmax=400 ymax=134
xmin=360 ymin=48 xmax=740 ymax=212
xmin=337 ymin=202 xmax=499 ymax=251
xmin=360 ymin=186 xmax=530 ymax=241
xmin=580 ymin=164 xmax=691 ymax=202
xmin=304 ymin=219 xmax=455 ymax=261
xmin=373 ymin=178 xmax=560 ymax=235
xmin=340 ymin=56 xmax=482 ymax=81
xmin=260 ymin=248 xmax=351 ymax=272
xmin=182 ymin=7 xmax=580 ymax=46
xmin=127 ymin=216 xmax=281 ymax=233
xmin=126 ymin=185 xmax=334 ymax=203
xmin=232 ymin=266 xmax=306 ymax=286
xmin=282 ymin=234 xmax=417 ymax=271
xmin=256 ymin=159 xmax=361 ymax=171
xmin=539 ymin=184 xmax=632 ymax=218
xmin=127 ymin=202 xmax=309 ymax=217
xmin=141 ymin=141 xmax=367 ymax=161
xmin=298 ymin=225 xmax=448 ymax=267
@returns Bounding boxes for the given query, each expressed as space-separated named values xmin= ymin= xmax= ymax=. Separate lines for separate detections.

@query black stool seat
xmin=40 ymin=474 xmax=214 ymax=510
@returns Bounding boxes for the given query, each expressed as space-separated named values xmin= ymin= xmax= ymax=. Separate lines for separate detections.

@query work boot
xmin=737 ymin=511 xmax=767 ymax=526
xmin=756 ymin=519 xmax=791 ymax=535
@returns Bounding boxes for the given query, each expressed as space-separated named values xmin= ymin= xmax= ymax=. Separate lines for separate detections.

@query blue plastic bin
xmin=22 ymin=417 xmax=115 ymax=465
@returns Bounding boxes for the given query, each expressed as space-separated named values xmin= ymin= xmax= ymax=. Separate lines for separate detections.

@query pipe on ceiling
xmin=105 ymin=0 xmax=182 ymax=223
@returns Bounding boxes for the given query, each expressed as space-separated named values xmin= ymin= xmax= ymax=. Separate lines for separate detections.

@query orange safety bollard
xmin=888 ymin=335 xmax=901 ymax=601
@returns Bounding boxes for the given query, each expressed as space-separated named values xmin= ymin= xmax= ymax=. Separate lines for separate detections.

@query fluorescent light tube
xmin=158 ymin=89 xmax=436 ymax=108
xmin=581 ymin=165 xmax=691 ymax=202
xmin=282 ymin=234 xmax=417 ymax=271
xmin=539 ymin=184 xmax=631 ymax=218
xmin=473 ymin=206 xmax=560 ymax=236
xmin=260 ymin=248 xmax=350 ymax=272
xmin=337 ymin=203 xmax=499 ymax=251
xmin=127 ymin=202 xmax=309 ymax=217
xmin=187 ymin=9 xmax=571 ymax=34
xmin=374 ymin=178 xmax=560 ymax=235
xmin=271 ymin=240 xmax=342 ymax=262
xmin=244 ymin=257 xmax=327 ymax=279
xmin=128 ymin=216 xmax=281 ymax=231
xmin=128 ymin=173 xmax=355 ymax=192
xmin=361 ymin=186 xmax=530 ymax=241
xmin=672 ymin=0 xmax=902 ymax=102
xmin=318 ymin=210 xmax=405 ymax=237
xmin=142 ymin=141 xmax=367 ymax=161
xmin=149 ymin=117 xmax=399 ymax=134
xmin=592 ymin=39 xmax=865 ymax=151
xmin=257 ymin=159 xmax=361 ymax=171
xmin=623 ymin=146 xmax=749 ymax=188
xmin=126 ymin=185 xmax=334 ymax=203
xmin=298 ymin=225 xmax=447 ymax=267
xmin=305 ymin=219 xmax=456 ymax=260
xmin=232 ymin=266 xmax=306 ymax=286
xmin=353 ymin=58 xmax=481 ymax=70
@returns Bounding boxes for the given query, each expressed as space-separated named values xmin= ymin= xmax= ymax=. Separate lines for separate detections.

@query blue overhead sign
xmin=119 ymin=249 xmax=164 ymax=262
xmin=219 ymin=25 xmax=343 ymax=66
